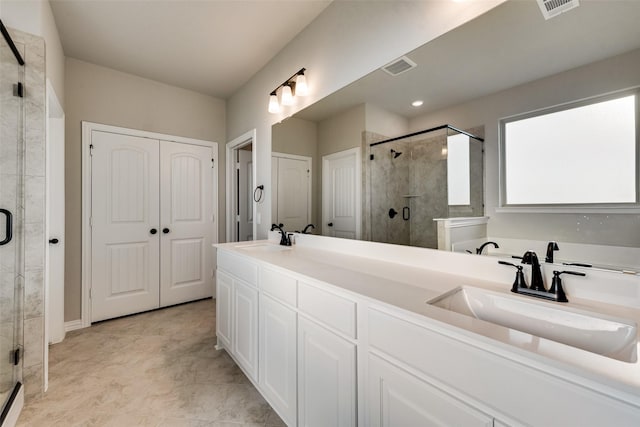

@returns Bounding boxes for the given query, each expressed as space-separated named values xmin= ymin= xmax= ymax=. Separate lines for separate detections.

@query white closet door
xmin=322 ymin=148 xmax=360 ymax=239
xmin=274 ymin=156 xmax=311 ymax=232
xmin=160 ymin=140 xmax=214 ymax=307
xmin=91 ymin=131 xmax=160 ymax=322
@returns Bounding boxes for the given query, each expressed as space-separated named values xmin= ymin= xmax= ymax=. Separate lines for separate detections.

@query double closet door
xmin=91 ymin=130 xmax=215 ymax=322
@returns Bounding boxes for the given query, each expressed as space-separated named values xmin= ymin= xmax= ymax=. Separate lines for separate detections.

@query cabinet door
xmin=298 ymin=317 xmax=356 ymax=427
xmin=260 ymin=294 xmax=297 ymax=426
xmin=233 ymin=278 xmax=259 ymax=381
xmin=216 ymin=270 xmax=233 ymax=350
xmin=367 ymin=354 xmax=493 ymax=427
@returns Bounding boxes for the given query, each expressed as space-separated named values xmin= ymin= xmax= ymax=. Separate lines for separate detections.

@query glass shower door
xmin=0 ymin=28 xmax=24 ymax=415
xmin=369 ymin=130 xmax=450 ymax=249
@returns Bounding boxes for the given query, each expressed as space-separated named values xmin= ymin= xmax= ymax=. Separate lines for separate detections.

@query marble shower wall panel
xmin=409 ymin=134 xmax=448 ymax=248
xmin=10 ymin=28 xmax=46 ymax=402
xmin=468 ymin=126 xmax=485 ymax=217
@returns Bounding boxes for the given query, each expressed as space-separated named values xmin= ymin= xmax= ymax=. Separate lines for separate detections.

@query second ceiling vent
xmin=381 ymin=56 xmax=417 ymax=76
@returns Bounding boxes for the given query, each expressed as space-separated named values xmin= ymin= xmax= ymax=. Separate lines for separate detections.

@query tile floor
xmin=17 ymin=299 xmax=286 ymax=426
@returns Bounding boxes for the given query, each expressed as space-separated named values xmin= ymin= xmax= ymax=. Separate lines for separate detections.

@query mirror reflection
xmin=271 ymin=0 xmax=640 ymax=272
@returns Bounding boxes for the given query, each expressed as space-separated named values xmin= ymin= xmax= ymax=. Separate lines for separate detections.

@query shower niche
xmin=367 ymin=125 xmax=484 ymax=249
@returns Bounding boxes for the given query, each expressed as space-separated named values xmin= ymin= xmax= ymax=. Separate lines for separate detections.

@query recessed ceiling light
xmin=412 ymin=100 xmax=424 ymax=107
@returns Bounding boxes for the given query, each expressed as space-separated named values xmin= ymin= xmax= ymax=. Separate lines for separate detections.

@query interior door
xmin=273 ymin=156 xmax=311 ymax=232
xmin=91 ymin=131 xmax=160 ymax=322
xmin=237 ymin=149 xmax=253 ymax=241
xmin=160 ymin=140 xmax=214 ymax=307
xmin=322 ymin=148 xmax=360 ymax=239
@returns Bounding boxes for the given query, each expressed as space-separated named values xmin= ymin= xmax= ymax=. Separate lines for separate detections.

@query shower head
xmin=390 ymin=149 xmax=402 ymax=159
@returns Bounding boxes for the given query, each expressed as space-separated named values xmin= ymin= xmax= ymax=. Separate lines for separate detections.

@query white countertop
xmin=215 ymin=238 xmax=640 ymax=406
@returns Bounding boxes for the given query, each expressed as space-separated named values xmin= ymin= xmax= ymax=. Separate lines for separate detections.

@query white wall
xmin=365 ymin=103 xmax=409 ymax=138
xmin=64 ymin=58 xmax=226 ymax=321
xmin=226 ymin=0 xmax=506 ymax=239
xmin=1 ymin=0 xmax=65 ymax=108
xmin=408 ymin=48 xmax=640 ymax=248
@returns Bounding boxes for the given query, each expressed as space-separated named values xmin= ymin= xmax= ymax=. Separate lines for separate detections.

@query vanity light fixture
xmin=281 ymin=84 xmax=294 ymax=106
xmin=268 ymin=92 xmax=280 ymax=114
xmin=268 ymin=68 xmax=307 ymax=113
xmin=412 ymin=100 xmax=424 ymax=107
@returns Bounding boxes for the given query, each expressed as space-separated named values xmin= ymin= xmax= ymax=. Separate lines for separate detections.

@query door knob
xmin=327 ymin=222 xmax=333 ymax=227
xmin=163 ymin=228 xmax=170 ymax=234
xmin=150 ymin=228 xmax=158 ymax=235
xmin=49 ymin=238 xmax=59 ymax=244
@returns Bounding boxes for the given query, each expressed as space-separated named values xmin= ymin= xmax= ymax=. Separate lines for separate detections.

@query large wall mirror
xmin=271 ymin=0 xmax=640 ymax=272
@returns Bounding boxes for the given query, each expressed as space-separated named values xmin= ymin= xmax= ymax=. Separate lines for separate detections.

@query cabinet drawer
xmin=298 ymin=281 xmax=356 ymax=338
xmin=260 ymin=267 xmax=297 ymax=307
xmin=218 ymin=250 xmax=258 ymax=287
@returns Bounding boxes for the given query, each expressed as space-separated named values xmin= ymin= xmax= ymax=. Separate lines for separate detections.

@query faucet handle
xmin=549 ymin=270 xmax=586 ymax=303
xmin=499 ymin=261 xmax=528 ymax=292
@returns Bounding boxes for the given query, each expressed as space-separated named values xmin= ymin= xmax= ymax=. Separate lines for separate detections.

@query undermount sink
xmin=428 ymin=286 xmax=638 ymax=363
xmin=236 ymin=243 xmax=292 ymax=252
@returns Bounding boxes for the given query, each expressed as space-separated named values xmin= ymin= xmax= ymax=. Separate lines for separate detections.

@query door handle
xmin=0 ymin=209 xmax=13 ymax=246
xmin=150 ymin=228 xmax=158 ymax=235
xmin=162 ymin=228 xmax=170 ymax=234
xmin=327 ymin=222 xmax=333 ymax=227
xmin=402 ymin=206 xmax=410 ymax=221
xmin=49 ymin=238 xmax=59 ymax=244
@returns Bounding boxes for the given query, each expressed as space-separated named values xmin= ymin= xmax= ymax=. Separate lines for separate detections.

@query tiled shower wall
xmin=11 ymin=28 xmax=46 ymax=401
xmin=365 ymin=127 xmax=484 ymax=249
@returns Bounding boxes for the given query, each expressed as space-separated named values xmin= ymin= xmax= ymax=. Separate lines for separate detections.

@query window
xmin=500 ymin=90 xmax=638 ymax=207
xmin=447 ymin=133 xmax=470 ymax=206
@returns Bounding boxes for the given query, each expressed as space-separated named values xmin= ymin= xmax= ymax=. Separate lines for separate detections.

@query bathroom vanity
xmin=214 ymin=234 xmax=640 ymax=426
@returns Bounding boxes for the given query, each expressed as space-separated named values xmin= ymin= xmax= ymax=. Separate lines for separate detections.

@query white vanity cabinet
xmin=216 ymin=251 xmax=259 ymax=382
xmin=367 ymin=353 xmax=493 ymax=427
xmin=298 ymin=316 xmax=357 ymax=427
xmin=233 ymin=278 xmax=259 ymax=381
xmin=215 ymin=270 xmax=233 ymax=349
xmin=259 ymin=289 xmax=297 ymax=425
xmin=297 ymin=280 xmax=357 ymax=427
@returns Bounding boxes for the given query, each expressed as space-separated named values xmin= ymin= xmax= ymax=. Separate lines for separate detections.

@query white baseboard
xmin=64 ymin=319 xmax=84 ymax=332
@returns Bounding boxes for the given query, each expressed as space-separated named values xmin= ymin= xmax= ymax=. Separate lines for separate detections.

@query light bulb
xmin=268 ymin=93 xmax=280 ymax=114
xmin=281 ymin=84 xmax=294 ymax=106
xmin=295 ymin=73 xmax=308 ymax=96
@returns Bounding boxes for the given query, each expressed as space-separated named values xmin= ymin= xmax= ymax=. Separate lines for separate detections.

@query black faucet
xmin=271 ymin=224 xmax=291 ymax=246
xmin=476 ymin=241 xmax=499 ymax=255
xmin=545 ymin=241 xmax=559 ymax=263
xmin=499 ymin=258 xmax=585 ymax=303
xmin=521 ymin=251 xmax=545 ymax=291
xmin=302 ymin=224 xmax=315 ymax=234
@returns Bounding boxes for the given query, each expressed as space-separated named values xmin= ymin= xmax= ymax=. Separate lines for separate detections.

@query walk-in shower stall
xmin=0 ymin=20 xmax=25 ymax=423
xmin=368 ymin=125 xmax=484 ymax=248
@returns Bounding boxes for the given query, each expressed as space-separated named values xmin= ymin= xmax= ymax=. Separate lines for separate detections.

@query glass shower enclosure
xmin=368 ymin=125 xmax=484 ymax=249
xmin=0 ymin=20 xmax=25 ymax=421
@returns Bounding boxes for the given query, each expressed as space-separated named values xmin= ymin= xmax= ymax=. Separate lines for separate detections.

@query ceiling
xmin=50 ymin=0 xmax=332 ymax=98
xmin=295 ymin=0 xmax=640 ymax=122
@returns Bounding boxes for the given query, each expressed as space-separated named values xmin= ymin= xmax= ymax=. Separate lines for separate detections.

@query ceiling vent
xmin=536 ymin=0 xmax=580 ymax=20
xmin=381 ymin=56 xmax=417 ymax=76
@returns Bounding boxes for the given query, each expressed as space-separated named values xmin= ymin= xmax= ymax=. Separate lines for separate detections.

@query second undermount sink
xmin=428 ymin=286 xmax=638 ymax=363
xmin=236 ymin=243 xmax=292 ymax=252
